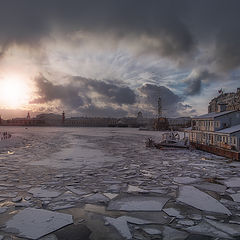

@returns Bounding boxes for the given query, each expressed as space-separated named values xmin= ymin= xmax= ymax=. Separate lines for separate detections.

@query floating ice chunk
xmin=173 ymin=177 xmax=198 ymax=184
xmin=162 ymin=226 xmax=188 ymax=240
xmin=224 ymin=177 xmax=240 ymax=188
xmin=177 ymin=186 xmax=231 ymax=215
xmin=226 ymin=188 xmax=235 ymax=194
xmin=206 ymin=219 xmax=240 ymax=237
xmin=107 ymin=196 xmax=169 ymax=211
xmin=230 ymin=193 xmax=240 ymax=203
xmin=143 ymin=227 xmax=161 ymax=235
xmin=127 ymin=185 xmax=147 ymax=193
xmin=12 ymin=196 xmax=22 ymax=202
xmin=0 ymin=207 xmax=7 ymax=214
xmin=39 ymin=234 xmax=58 ymax=240
xmin=65 ymin=186 xmax=87 ymax=195
xmin=177 ymin=219 xmax=195 ymax=226
xmin=15 ymin=201 xmax=33 ymax=208
xmin=163 ymin=208 xmax=182 ymax=218
xmin=128 ymin=212 xmax=170 ymax=224
xmin=105 ymin=216 xmax=132 ymax=240
xmin=17 ymin=185 xmax=32 ymax=189
xmin=194 ymin=183 xmax=226 ymax=193
xmin=123 ymin=216 xmax=151 ymax=225
xmin=188 ymin=214 xmax=202 ymax=221
xmin=4 ymin=208 xmax=73 ymax=240
xmin=103 ymin=193 xmax=118 ymax=199
xmin=186 ymin=220 xmax=232 ymax=238
xmin=83 ymin=193 xmax=109 ymax=204
xmin=0 ymin=192 xmax=17 ymax=198
xmin=28 ymin=187 xmax=62 ymax=198
xmin=48 ymin=203 xmax=75 ymax=211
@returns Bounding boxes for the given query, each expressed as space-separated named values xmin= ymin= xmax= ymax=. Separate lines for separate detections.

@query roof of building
xmin=193 ymin=110 xmax=237 ymax=120
xmin=216 ymin=124 xmax=240 ymax=134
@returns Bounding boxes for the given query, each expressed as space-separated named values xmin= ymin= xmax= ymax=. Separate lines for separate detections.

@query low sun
xmin=0 ymin=75 xmax=31 ymax=108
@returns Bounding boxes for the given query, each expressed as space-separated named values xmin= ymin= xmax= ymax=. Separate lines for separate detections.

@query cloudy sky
xmin=0 ymin=0 xmax=240 ymax=119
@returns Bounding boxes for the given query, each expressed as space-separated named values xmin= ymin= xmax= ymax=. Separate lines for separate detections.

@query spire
xmin=27 ymin=112 xmax=30 ymax=119
xmin=62 ymin=111 xmax=65 ymax=124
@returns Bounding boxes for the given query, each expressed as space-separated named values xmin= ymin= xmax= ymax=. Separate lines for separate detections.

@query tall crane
xmin=158 ymin=97 xmax=162 ymax=118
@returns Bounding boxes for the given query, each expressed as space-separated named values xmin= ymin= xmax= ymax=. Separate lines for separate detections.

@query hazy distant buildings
xmin=208 ymin=88 xmax=240 ymax=113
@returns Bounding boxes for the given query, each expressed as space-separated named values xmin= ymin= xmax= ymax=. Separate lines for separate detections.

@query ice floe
xmin=4 ymin=208 xmax=73 ymax=239
xmin=173 ymin=177 xmax=199 ymax=184
xmin=193 ymin=182 xmax=226 ymax=193
xmin=107 ymin=196 xmax=169 ymax=211
xmin=65 ymin=186 xmax=87 ymax=195
xmin=0 ymin=207 xmax=7 ymax=214
xmin=142 ymin=227 xmax=162 ymax=235
xmin=186 ymin=220 xmax=233 ymax=239
xmin=105 ymin=216 xmax=132 ymax=239
xmin=230 ymin=193 xmax=240 ymax=203
xmin=126 ymin=185 xmax=147 ymax=193
xmin=224 ymin=177 xmax=240 ymax=188
xmin=205 ymin=219 xmax=240 ymax=237
xmin=162 ymin=226 xmax=188 ymax=240
xmin=177 ymin=186 xmax=231 ymax=215
xmin=28 ymin=187 xmax=62 ymax=198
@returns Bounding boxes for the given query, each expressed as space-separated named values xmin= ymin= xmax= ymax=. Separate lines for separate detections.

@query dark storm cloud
xmin=138 ymin=83 xmax=192 ymax=116
xmin=1 ymin=1 xmax=240 ymax=71
xmin=184 ymin=70 xmax=217 ymax=96
xmin=30 ymin=75 xmax=85 ymax=108
xmin=0 ymin=0 xmax=196 ymax=61
xmin=72 ymin=77 xmax=136 ymax=105
xmin=31 ymin=75 xmax=136 ymax=108
xmin=139 ymin=83 xmax=181 ymax=107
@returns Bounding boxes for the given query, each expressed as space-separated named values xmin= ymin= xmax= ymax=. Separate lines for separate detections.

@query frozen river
xmin=0 ymin=127 xmax=240 ymax=240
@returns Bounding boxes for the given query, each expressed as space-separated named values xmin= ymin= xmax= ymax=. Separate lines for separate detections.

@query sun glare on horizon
xmin=0 ymin=75 xmax=31 ymax=108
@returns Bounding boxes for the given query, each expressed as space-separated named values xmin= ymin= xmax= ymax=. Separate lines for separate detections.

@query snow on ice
xmin=177 ymin=185 xmax=232 ymax=215
xmin=4 ymin=208 xmax=73 ymax=239
xmin=107 ymin=196 xmax=169 ymax=211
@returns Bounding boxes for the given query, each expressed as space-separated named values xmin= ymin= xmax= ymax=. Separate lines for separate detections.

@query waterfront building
xmin=188 ymin=106 xmax=240 ymax=159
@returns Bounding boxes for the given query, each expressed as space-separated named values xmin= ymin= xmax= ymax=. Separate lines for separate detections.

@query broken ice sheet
xmin=163 ymin=208 xmax=183 ymax=218
xmin=4 ymin=208 xmax=73 ymax=240
xmin=107 ymin=196 xmax=169 ymax=211
xmin=230 ymin=193 xmax=240 ymax=203
xmin=162 ymin=226 xmax=188 ymax=240
xmin=193 ymin=182 xmax=226 ymax=193
xmin=177 ymin=186 xmax=231 ymax=215
xmin=224 ymin=177 xmax=240 ymax=188
xmin=83 ymin=193 xmax=109 ymax=204
xmin=142 ymin=227 xmax=161 ymax=235
xmin=103 ymin=193 xmax=118 ymax=199
xmin=206 ymin=219 xmax=240 ymax=237
xmin=105 ymin=216 xmax=132 ymax=240
xmin=28 ymin=187 xmax=62 ymax=198
xmin=173 ymin=177 xmax=199 ymax=184
xmin=127 ymin=185 xmax=147 ymax=193
xmin=65 ymin=186 xmax=87 ymax=195
xmin=186 ymin=220 xmax=232 ymax=239
xmin=0 ymin=207 xmax=8 ymax=214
